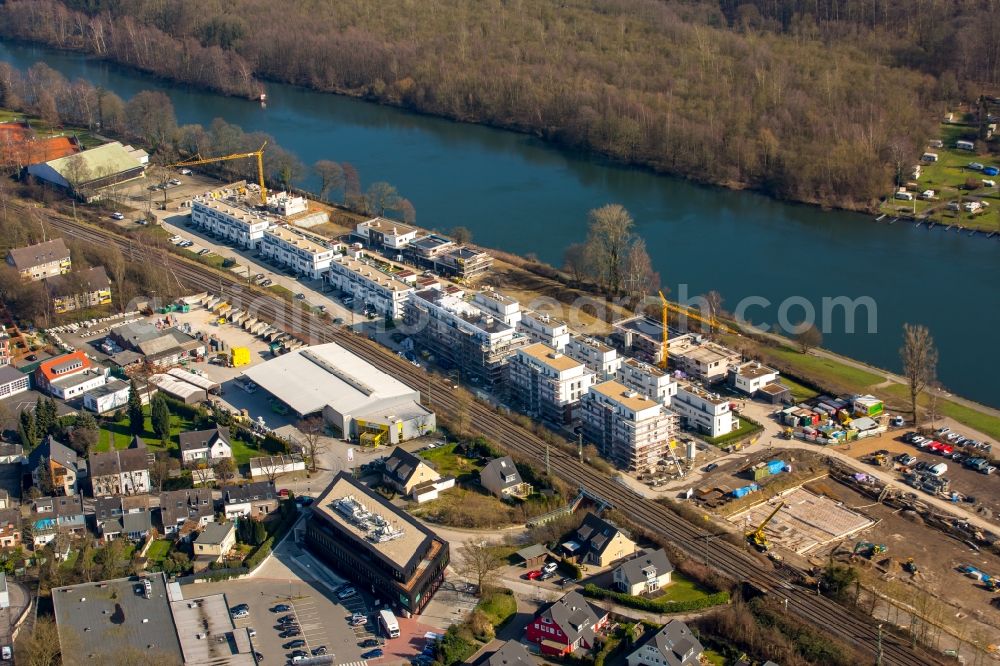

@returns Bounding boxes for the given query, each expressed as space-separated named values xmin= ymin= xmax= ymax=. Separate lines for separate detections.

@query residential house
xmin=193 ymin=522 xmax=236 ymax=563
xmin=483 ymin=640 xmax=536 ymax=666
xmin=612 ymin=549 xmax=674 ymax=595
xmin=382 ymin=447 xmax=442 ymax=496
xmin=6 ymin=238 xmax=71 ymax=281
xmin=525 ymin=590 xmax=610 ymax=656
xmin=626 ymin=621 xmax=703 ymax=666
xmin=671 ymin=384 xmax=739 ymax=438
xmin=728 ymin=361 xmax=779 ymax=396
xmin=95 ymin=496 xmax=153 ymax=542
xmin=179 ymin=426 xmax=234 ymax=467
xmin=0 ymin=366 xmax=29 ymax=400
xmin=44 ymin=266 xmax=113 ymax=313
xmin=33 ymin=351 xmax=108 ymax=400
xmin=0 ymin=444 xmax=24 ymax=465
xmin=508 ymin=342 xmax=594 ymax=424
xmin=224 ymin=482 xmax=278 ymax=520
xmin=30 ymin=495 xmax=85 ymax=546
xmin=564 ymin=513 xmax=636 ymax=568
xmin=480 ymin=456 xmax=532 ymax=500
xmin=580 ymin=381 xmax=679 ymax=472
xmin=88 ymin=438 xmax=150 ymax=496
xmin=159 ymin=488 xmax=215 ymax=537
xmin=26 ymin=436 xmax=82 ymax=496
xmin=0 ymin=508 xmax=21 ymax=548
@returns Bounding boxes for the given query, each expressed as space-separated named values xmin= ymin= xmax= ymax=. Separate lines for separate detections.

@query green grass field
xmin=881 ymin=384 xmax=1000 ymax=440
xmin=765 ymin=346 xmax=885 ymax=390
xmin=95 ymin=403 xmax=198 ymax=452
xmin=780 ymin=375 xmax=820 ymax=403
xmin=879 ymin=123 xmax=1000 ymax=232
xmin=145 ymin=539 xmax=172 ymax=566
xmin=653 ymin=572 xmax=717 ymax=604
xmin=419 ymin=443 xmax=484 ymax=478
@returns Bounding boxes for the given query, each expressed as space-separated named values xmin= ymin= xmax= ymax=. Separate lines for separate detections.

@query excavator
xmin=747 ymin=501 xmax=784 ymax=552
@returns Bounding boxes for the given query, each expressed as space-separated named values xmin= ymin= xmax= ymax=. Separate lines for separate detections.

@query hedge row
xmin=582 ymin=584 xmax=730 ymax=613
xmin=242 ymin=501 xmax=298 ymax=570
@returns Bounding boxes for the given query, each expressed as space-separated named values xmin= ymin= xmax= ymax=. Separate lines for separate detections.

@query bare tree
xmin=191 ymin=461 xmax=214 ymax=487
xmin=562 ymin=242 xmax=591 ymax=284
xmin=584 ymin=203 xmax=634 ymax=293
xmin=797 ymin=323 xmax=823 ymax=353
xmin=454 ymin=539 xmax=506 ymax=596
xmin=705 ymin=290 xmax=724 ymax=333
xmin=297 ymin=417 xmax=327 ymax=472
xmin=900 ymin=323 xmax=938 ymax=423
xmin=62 ymin=154 xmax=92 ymax=198
xmin=213 ymin=457 xmax=238 ymax=486
xmin=622 ymin=236 xmax=658 ymax=297
xmin=314 ymin=160 xmax=344 ymax=201
xmin=149 ymin=450 xmax=176 ymax=492
xmin=450 ymin=226 xmax=472 ymax=245
xmin=256 ymin=455 xmax=284 ymax=484
xmin=15 ymin=617 xmax=64 ymax=666
xmin=365 ymin=181 xmax=401 ymax=216
xmin=396 ymin=198 xmax=416 ymax=224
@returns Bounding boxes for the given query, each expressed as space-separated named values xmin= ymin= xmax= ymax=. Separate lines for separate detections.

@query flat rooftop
xmin=679 ymin=383 xmax=729 ymax=405
xmin=668 ymin=334 xmax=739 ymax=364
xmin=242 ymin=342 xmax=417 ymax=416
xmin=623 ymin=357 xmax=667 ymax=377
xmin=52 ymin=574 xmax=183 ymax=663
xmin=265 ymin=224 xmax=332 ymax=255
xmin=734 ymin=361 xmax=777 ymax=380
xmin=331 ymin=255 xmax=413 ymax=293
xmin=414 ymin=288 xmax=513 ymax=335
xmin=571 ymin=335 xmax=613 ymax=354
xmin=313 ymin=472 xmax=438 ymax=572
xmin=171 ymin=593 xmax=255 ymax=665
xmin=519 ymin=343 xmax=583 ymax=373
xmin=591 ymin=380 xmax=659 ymax=411
xmin=361 ymin=216 xmax=417 ymax=236
xmin=410 ymin=234 xmax=453 ymax=251
xmin=193 ymin=198 xmax=268 ymax=226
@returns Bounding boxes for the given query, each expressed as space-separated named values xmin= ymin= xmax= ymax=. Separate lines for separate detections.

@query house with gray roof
xmin=382 ymin=446 xmax=455 ymax=502
xmin=30 ymin=495 xmax=85 ymax=547
xmin=525 ymin=589 xmax=609 ymax=656
xmin=94 ymin=495 xmax=152 ymax=542
xmin=483 ymin=640 xmax=536 ymax=666
xmin=612 ymin=548 xmax=674 ymax=596
xmin=88 ymin=440 xmax=150 ymax=496
xmin=563 ymin=512 xmax=636 ymax=568
xmin=5 ymin=238 xmax=70 ymax=281
xmin=626 ymin=620 xmax=703 ymax=666
xmin=26 ymin=435 xmax=83 ymax=496
xmin=224 ymin=481 xmax=278 ymax=520
xmin=179 ymin=426 xmax=233 ymax=467
xmin=159 ymin=487 xmax=215 ymax=536
xmin=480 ymin=456 xmax=531 ymax=500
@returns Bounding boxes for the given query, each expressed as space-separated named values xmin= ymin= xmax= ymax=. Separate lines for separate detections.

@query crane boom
xmin=747 ymin=500 xmax=785 ymax=551
xmin=756 ymin=501 xmax=784 ymax=533
xmin=657 ymin=290 xmax=669 ymax=370
xmin=169 ymin=141 xmax=268 ymax=206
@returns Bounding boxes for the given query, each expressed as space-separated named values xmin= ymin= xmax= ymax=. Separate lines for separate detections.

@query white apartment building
xmin=190 ymin=199 xmax=271 ymax=249
xmin=326 ymin=254 xmax=415 ymax=320
xmin=518 ymin=310 xmax=571 ymax=350
xmin=672 ymin=384 xmax=739 ymax=438
xmin=509 ymin=342 xmax=594 ymax=424
xmin=617 ymin=358 xmax=678 ymax=405
xmin=472 ymin=290 xmax=521 ymax=327
xmin=581 ymin=380 xmax=678 ymax=472
xmin=355 ymin=217 xmax=420 ymax=251
xmin=667 ymin=334 xmax=741 ymax=383
xmin=404 ymin=287 xmax=526 ymax=386
xmin=729 ymin=361 xmax=779 ymax=395
xmin=260 ymin=225 xmax=337 ymax=278
xmin=566 ymin=335 xmax=622 ymax=380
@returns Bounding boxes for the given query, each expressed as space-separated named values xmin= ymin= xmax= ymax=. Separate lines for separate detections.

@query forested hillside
xmin=1 ymin=0 xmax=994 ymax=209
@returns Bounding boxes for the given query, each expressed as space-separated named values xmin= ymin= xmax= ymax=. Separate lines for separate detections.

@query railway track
xmin=36 ymin=208 xmax=942 ymax=665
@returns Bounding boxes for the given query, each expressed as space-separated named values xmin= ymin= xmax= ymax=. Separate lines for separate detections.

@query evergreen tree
xmin=252 ymin=519 xmax=267 ymax=546
xmin=33 ymin=398 xmax=56 ymax=439
xmin=150 ymin=394 xmax=171 ymax=442
xmin=127 ymin=379 xmax=144 ymax=435
xmin=18 ymin=409 xmax=37 ymax=448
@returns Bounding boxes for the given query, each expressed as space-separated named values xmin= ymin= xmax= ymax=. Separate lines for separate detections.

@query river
xmin=2 ymin=41 xmax=998 ymax=408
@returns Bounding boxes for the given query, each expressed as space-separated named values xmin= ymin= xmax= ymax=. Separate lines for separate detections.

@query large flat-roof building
xmin=667 ymin=334 xmax=741 ymax=383
xmin=509 ymin=342 xmax=594 ymax=424
xmin=6 ymin=238 xmax=71 ymax=281
xmin=671 ymin=384 xmax=738 ymax=437
xmin=581 ymin=381 xmax=678 ymax=472
xmin=518 ymin=310 xmax=571 ymax=351
xmin=616 ymin=358 xmax=677 ymax=406
xmin=242 ymin=343 xmax=434 ymax=446
xmin=0 ymin=365 xmax=29 ymax=400
xmin=325 ymin=253 xmax=415 ymax=320
xmin=355 ymin=217 xmax=421 ymax=251
xmin=306 ymin=472 xmax=449 ymax=616
xmin=26 ymin=141 xmax=145 ymax=201
xmin=404 ymin=287 xmax=527 ymax=386
xmin=260 ymin=224 xmax=337 ymax=278
xmin=565 ymin=335 xmax=621 ymax=381
xmin=190 ymin=198 xmax=271 ymax=249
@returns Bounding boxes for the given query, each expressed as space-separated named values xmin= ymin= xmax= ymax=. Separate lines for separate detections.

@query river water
xmin=2 ymin=41 xmax=998 ymax=408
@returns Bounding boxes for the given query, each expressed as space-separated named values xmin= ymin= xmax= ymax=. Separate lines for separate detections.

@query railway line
xmin=35 ymin=207 xmax=942 ymax=665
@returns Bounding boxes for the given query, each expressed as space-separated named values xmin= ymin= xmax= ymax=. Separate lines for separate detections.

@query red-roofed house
xmin=34 ymin=351 xmax=107 ymax=399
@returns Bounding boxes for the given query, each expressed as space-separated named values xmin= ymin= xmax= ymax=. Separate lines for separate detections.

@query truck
xmin=378 ymin=610 xmax=399 ymax=639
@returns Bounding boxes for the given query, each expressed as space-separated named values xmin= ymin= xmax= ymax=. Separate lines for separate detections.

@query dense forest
xmin=0 ymin=0 xmax=996 ymax=209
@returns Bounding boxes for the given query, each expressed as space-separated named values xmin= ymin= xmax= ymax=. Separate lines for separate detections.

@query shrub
xmin=582 ymin=584 xmax=730 ymax=613
xmin=435 ymin=623 xmax=478 ymax=666
xmin=476 ymin=588 xmax=516 ymax=627
xmin=558 ymin=557 xmax=583 ymax=580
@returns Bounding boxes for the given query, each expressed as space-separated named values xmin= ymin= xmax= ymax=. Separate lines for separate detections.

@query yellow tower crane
xmin=170 ymin=141 xmax=269 ymax=206
xmin=657 ymin=290 xmax=669 ymax=370
xmin=747 ymin=501 xmax=785 ymax=551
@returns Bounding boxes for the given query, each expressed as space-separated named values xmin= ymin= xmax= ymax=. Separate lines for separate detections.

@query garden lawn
xmin=653 ymin=572 xmax=717 ymax=604
xmin=229 ymin=437 xmax=263 ymax=466
xmin=476 ymin=588 xmax=516 ymax=627
xmin=145 ymin=539 xmax=172 ymax=566
xmin=780 ymin=376 xmax=819 ymax=403
xmin=95 ymin=404 xmax=198 ymax=452
xmin=419 ymin=443 xmax=483 ymax=478
xmin=880 ymin=384 xmax=1000 ymax=441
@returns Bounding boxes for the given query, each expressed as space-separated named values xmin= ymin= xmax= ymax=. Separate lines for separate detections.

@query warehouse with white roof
xmin=241 ymin=343 xmax=435 ymax=446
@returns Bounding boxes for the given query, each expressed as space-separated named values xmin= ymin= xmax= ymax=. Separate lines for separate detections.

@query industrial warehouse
xmin=240 ymin=342 xmax=435 ymax=445
xmin=305 ymin=472 xmax=449 ymax=616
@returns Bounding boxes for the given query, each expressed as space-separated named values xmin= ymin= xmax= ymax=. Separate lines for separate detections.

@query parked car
xmin=539 ymin=571 xmax=556 ymax=581
xmin=279 ymin=629 xmax=301 ymax=638
xmin=704 ymin=462 xmax=719 ymax=473
xmin=968 ymin=162 xmax=984 ymax=171
xmin=337 ymin=586 xmax=357 ymax=600
xmin=360 ymin=639 xmax=382 ymax=648
xmin=290 ymin=650 xmax=308 ymax=658
xmin=283 ymin=640 xmax=306 ymax=650
xmin=982 ymin=466 xmax=996 ymax=475
xmin=272 ymin=604 xmax=292 ymax=613
xmin=542 ymin=562 xmax=558 ymax=574
xmin=896 ymin=454 xmax=917 ymax=466
xmin=179 ymin=168 xmax=192 ymax=175
xmin=983 ymin=166 xmax=1000 ymax=176
xmin=312 ymin=646 xmax=329 ymax=656
xmin=362 ymin=649 xmax=384 ymax=659
xmin=110 ymin=212 xmax=125 ymax=220
xmin=525 ymin=570 xmax=542 ymax=580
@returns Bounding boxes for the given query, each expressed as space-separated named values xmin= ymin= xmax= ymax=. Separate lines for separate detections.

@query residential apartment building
xmin=518 ymin=310 xmax=571 ymax=351
xmin=729 ymin=361 xmax=780 ymax=395
xmin=34 ymin=351 xmax=108 ymax=400
xmin=434 ymin=246 xmax=493 ymax=280
xmin=355 ymin=217 xmax=420 ymax=252
xmin=581 ymin=381 xmax=678 ymax=472
xmin=88 ymin=443 xmax=150 ymax=497
xmin=0 ymin=366 xmax=29 ymax=399
xmin=566 ymin=335 xmax=622 ymax=380
xmin=667 ymin=334 xmax=741 ymax=383
xmin=260 ymin=225 xmax=337 ymax=278
xmin=45 ymin=266 xmax=113 ymax=313
xmin=509 ymin=342 xmax=594 ymax=424
xmin=190 ymin=199 xmax=271 ymax=249
xmin=404 ymin=287 xmax=527 ymax=386
xmin=616 ymin=358 xmax=677 ymax=405
xmin=325 ymin=253 xmax=414 ymax=320
xmin=6 ymin=238 xmax=71 ymax=281
xmin=671 ymin=384 xmax=738 ymax=437
xmin=472 ymin=290 xmax=521 ymax=327
xmin=612 ymin=316 xmax=668 ymax=366
xmin=223 ymin=482 xmax=278 ymax=520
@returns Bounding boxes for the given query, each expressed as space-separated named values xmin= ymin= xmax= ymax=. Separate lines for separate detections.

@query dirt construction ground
xmin=805 ymin=476 xmax=1000 ymax=644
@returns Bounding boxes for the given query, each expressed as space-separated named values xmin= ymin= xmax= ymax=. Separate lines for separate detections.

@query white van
xmin=894 ymin=191 xmax=914 ymax=201
xmin=983 ymin=179 xmax=996 ymax=188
